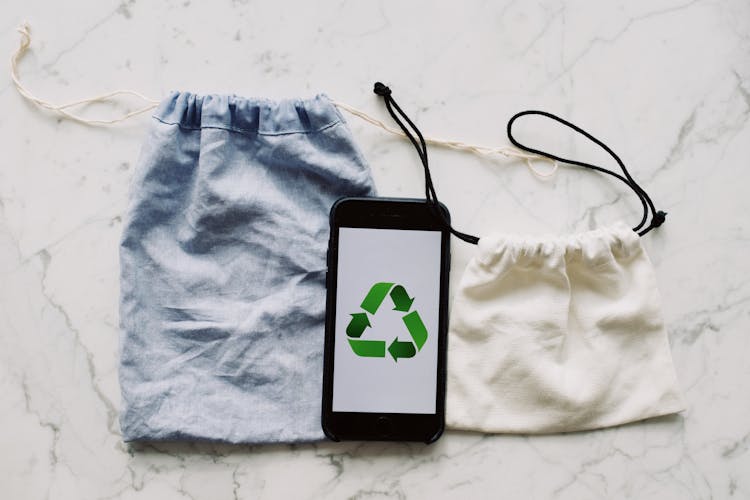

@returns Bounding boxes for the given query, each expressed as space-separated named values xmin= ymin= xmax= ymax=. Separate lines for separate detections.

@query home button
xmin=376 ymin=416 xmax=393 ymax=437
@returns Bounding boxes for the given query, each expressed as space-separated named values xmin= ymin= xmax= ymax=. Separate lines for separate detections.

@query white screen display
xmin=332 ymin=227 xmax=442 ymax=414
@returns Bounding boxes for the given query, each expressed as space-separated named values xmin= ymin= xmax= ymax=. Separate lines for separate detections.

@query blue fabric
xmin=119 ymin=91 xmax=376 ymax=444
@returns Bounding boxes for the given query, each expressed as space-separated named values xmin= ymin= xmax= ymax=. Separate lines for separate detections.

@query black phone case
xmin=321 ymin=197 xmax=451 ymax=444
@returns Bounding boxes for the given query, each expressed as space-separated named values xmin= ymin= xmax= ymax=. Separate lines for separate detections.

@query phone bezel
xmin=321 ymin=197 xmax=451 ymax=443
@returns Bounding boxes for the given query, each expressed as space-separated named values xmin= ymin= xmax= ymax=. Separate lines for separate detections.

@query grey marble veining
xmin=1 ymin=0 xmax=749 ymax=498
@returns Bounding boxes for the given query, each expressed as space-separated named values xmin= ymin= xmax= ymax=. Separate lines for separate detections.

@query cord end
xmin=652 ymin=210 xmax=667 ymax=228
xmin=373 ymin=82 xmax=391 ymax=97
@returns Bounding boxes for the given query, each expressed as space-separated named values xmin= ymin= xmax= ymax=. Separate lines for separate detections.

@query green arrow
xmin=389 ymin=285 xmax=414 ymax=312
xmin=388 ymin=338 xmax=416 ymax=362
xmin=402 ymin=311 xmax=428 ymax=350
xmin=348 ymin=338 xmax=386 ymax=357
xmin=345 ymin=313 xmax=371 ymax=338
xmin=360 ymin=282 xmax=394 ymax=314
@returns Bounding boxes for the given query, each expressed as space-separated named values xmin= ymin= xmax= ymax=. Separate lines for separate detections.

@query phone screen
xmin=332 ymin=227 xmax=442 ymax=414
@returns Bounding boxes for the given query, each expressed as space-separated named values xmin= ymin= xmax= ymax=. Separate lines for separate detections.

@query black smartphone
xmin=321 ymin=197 xmax=451 ymax=443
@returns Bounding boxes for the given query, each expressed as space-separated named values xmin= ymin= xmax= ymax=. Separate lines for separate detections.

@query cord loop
xmin=507 ymin=110 xmax=667 ymax=236
xmin=373 ymin=85 xmax=668 ymax=240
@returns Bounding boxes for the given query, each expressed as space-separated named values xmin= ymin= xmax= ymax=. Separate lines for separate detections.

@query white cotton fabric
xmin=446 ymin=222 xmax=685 ymax=434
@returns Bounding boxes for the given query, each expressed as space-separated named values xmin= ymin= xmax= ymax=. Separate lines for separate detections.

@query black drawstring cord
xmin=373 ymin=82 xmax=480 ymax=245
xmin=507 ymin=110 xmax=667 ymax=236
xmin=372 ymin=83 xmax=666 ymax=240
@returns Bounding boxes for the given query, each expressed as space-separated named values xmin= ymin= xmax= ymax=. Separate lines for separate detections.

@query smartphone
xmin=321 ymin=197 xmax=451 ymax=443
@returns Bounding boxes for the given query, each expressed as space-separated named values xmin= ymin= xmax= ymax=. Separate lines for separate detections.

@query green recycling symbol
xmin=345 ymin=282 xmax=428 ymax=362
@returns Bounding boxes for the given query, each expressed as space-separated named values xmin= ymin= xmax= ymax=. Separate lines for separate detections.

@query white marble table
xmin=2 ymin=1 xmax=749 ymax=498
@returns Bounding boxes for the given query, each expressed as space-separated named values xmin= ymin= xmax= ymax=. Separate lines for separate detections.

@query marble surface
xmin=1 ymin=0 xmax=749 ymax=498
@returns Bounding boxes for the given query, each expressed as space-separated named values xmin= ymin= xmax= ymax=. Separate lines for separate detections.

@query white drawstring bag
xmin=445 ymin=222 xmax=685 ymax=433
xmin=366 ymin=93 xmax=686 ymax=435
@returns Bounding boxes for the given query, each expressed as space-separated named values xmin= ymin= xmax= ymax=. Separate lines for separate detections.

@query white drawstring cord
xmin=332 ymin=100 xmax=558 ymax=178
xmin=10 ymin=21 xmax=557 ymax=178
xmin=11 ymin=22 xmax=159 ymax=125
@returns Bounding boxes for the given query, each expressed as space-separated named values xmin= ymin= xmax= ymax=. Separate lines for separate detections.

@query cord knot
xmin=651 ymin=210 xmax=667 ymax=228
xmin=373 ymin=82 xmax=391 ymax=97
